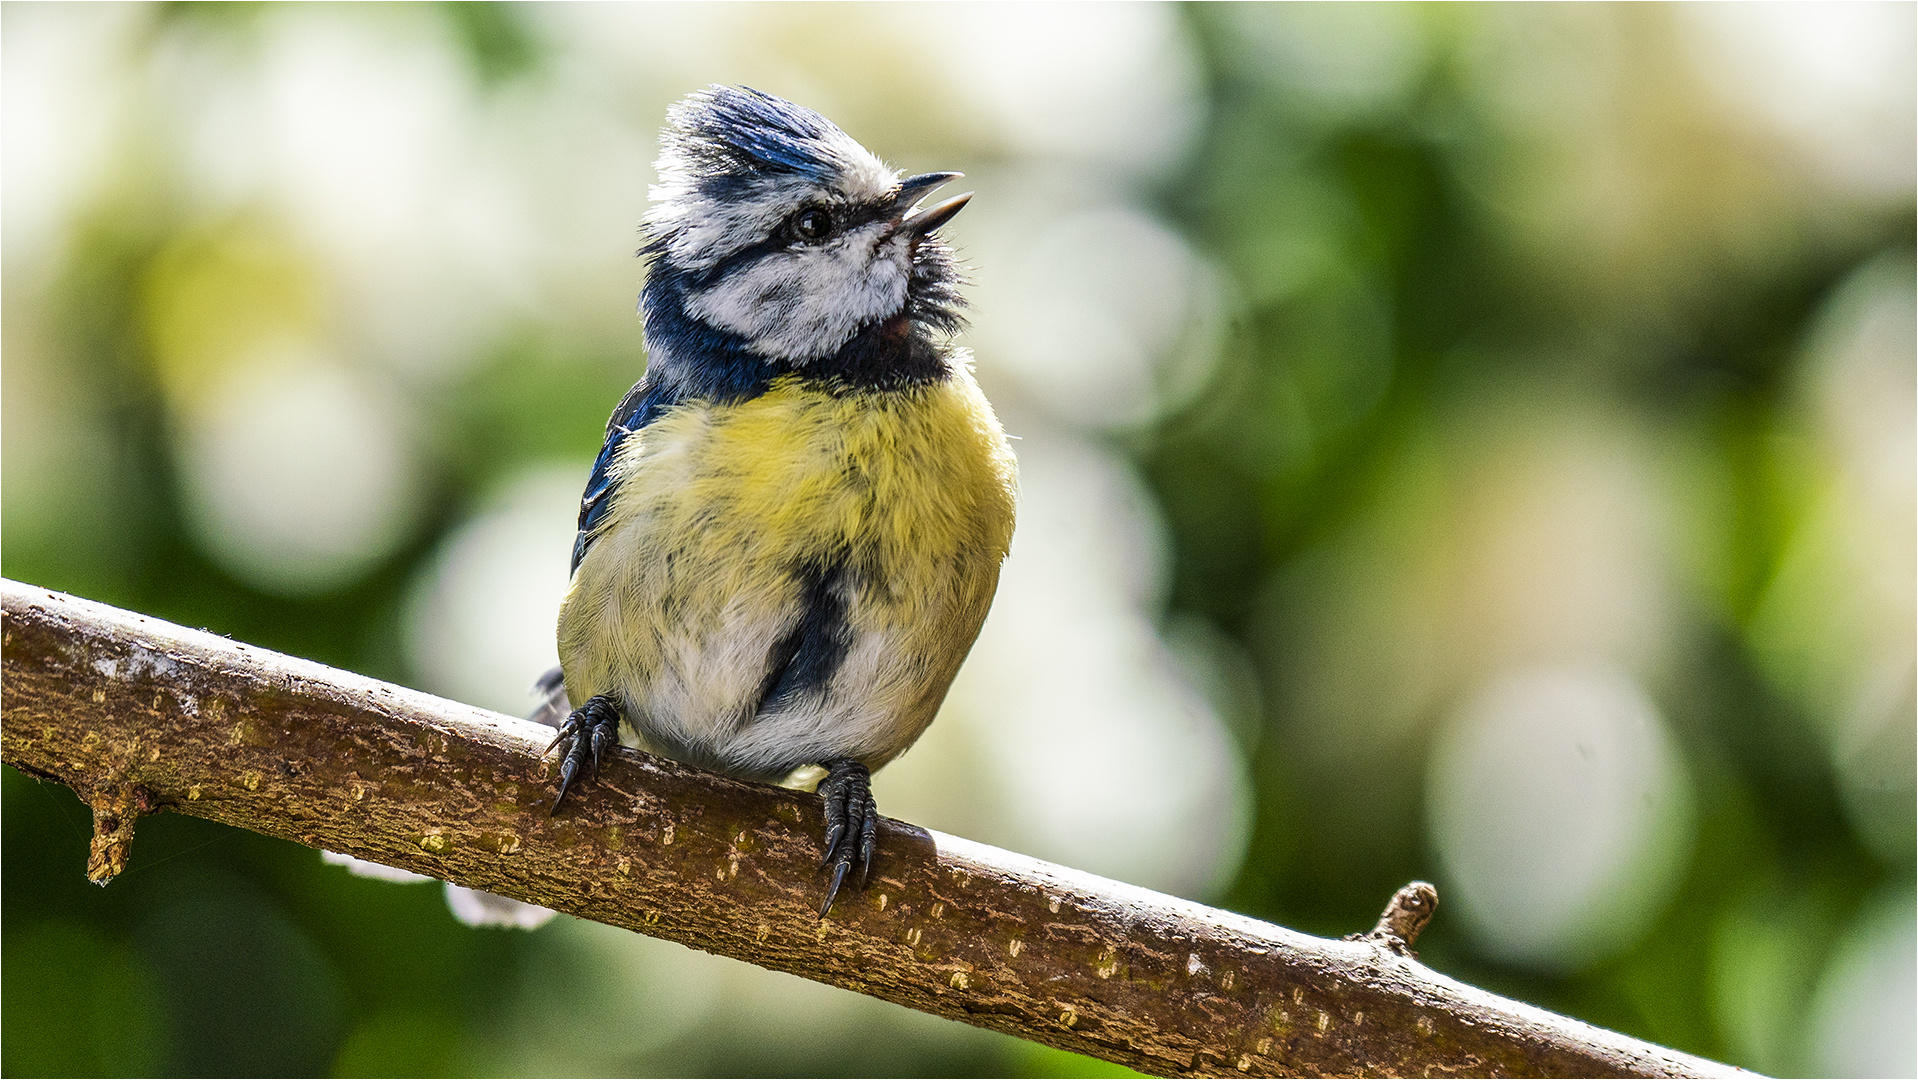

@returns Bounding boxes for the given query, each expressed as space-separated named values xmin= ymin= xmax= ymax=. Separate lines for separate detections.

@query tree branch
xmin=1 ymin=579 xmax=1743 ymax=1078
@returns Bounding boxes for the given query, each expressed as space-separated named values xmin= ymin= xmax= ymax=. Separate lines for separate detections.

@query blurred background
xmin=3 ymin=3 xmax=1912 ymax=1076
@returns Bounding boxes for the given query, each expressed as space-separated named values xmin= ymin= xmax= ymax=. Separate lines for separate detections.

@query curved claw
xmin=821 ymin=859 xmax=853 ymax=919
xmin=817 ymin=758 xmax=876 ymax=916
xmin=554 ymin=750 xmax=581 ymax=809
xmin=546 ymin=694 xmax=622 ymax=814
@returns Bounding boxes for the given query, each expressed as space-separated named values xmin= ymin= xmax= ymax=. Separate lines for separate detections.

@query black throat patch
xmin=799 ymin=313 xmax=951 ymax=394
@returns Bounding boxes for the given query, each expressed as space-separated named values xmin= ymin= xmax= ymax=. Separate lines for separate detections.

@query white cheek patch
xmin=685 ymin=225 xmax=913 ymax=362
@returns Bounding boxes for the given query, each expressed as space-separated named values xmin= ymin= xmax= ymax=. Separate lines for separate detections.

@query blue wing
xmin=575 ymin=275 xmax=786 ymax=574
xmin=571 ymin=375 xmax=684 ymax=573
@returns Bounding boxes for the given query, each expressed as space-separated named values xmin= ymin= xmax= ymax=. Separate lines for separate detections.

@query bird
xmin=532 ymin=86 xmax=1018 ymax=916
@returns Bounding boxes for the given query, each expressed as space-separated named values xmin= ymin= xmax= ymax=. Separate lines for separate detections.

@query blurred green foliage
xmin=4 ymin=3 xmax=1912 ymax=1077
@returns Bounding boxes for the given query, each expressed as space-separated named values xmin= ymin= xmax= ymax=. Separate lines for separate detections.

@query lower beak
xmin=902 ymin=192 xmax=972 ymax=237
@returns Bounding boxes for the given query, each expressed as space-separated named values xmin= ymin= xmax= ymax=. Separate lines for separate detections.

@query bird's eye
xmin=791 ymin=208 xmax=833 ymax=241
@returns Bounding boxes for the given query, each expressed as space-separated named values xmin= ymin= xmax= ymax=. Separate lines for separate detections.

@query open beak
xmin=892 ymin=172 xmax=972 ymax=237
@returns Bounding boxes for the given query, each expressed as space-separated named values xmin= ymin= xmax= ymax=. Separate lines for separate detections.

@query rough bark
xmin=0 ymin=580 xmax=1745 ymax=1078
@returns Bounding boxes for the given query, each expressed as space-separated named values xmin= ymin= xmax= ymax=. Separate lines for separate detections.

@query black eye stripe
xmin=687 ymin=232 xmax=793 ymax=288
xmin=835 ymin=201 xmax=889 ymax=232
xmin=685 ymin=199 xmax=896 ymax=289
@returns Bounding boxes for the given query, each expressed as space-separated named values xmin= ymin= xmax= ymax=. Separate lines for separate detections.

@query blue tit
xmin=533 ymin=86 xmax=1018 ymax=915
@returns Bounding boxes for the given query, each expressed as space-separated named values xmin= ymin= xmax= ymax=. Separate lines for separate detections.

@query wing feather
xmin=572 ymin=375 xmax=685 ymax=572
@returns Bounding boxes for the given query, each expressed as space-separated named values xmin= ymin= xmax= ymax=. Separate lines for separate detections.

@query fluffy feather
xmin=560 ymin=370 xmax=1016 ymax=779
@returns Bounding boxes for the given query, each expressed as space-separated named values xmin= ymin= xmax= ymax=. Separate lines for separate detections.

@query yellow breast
xmin=648 ymin=369 xmax=1017 ymax=583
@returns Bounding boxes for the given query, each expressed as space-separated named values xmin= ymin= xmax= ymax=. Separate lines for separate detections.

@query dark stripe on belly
xmin=755 ymin=558 xmax=854 ymax=716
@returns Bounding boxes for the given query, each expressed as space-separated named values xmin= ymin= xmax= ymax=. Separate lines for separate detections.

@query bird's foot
xmin=545 ymin=693 xmax=621 ymax=813
xmin=817 ymin=758 xmax=877 ymax=917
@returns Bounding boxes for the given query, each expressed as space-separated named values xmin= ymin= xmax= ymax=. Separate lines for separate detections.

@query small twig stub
xmin=1348 ymin=880 xmax=1439 ymax=956
xmin=85 ymin=782 xmax=154 ymax=885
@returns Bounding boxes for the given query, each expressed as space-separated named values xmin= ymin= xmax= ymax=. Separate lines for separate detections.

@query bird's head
xmin=640 ymin=86 xmax=969 ymax=368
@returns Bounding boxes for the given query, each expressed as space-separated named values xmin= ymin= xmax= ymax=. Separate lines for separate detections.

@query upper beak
xmin=894 ymin=171 xmax=961 ymax=211
xmin=892 ymin=172 xmax=973 ymax=236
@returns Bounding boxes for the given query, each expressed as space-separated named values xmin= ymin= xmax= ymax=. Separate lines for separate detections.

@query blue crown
xmin=667 ymin=86 xmax=850 ymax=192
